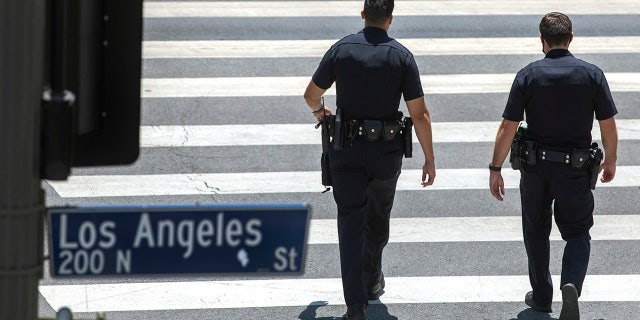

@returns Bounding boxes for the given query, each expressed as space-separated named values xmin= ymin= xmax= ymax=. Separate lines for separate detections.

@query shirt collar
xmin=545 ymin=48 xmax=573 ymax=59
xmin=361 ymin=26 xmax=388 ymax=36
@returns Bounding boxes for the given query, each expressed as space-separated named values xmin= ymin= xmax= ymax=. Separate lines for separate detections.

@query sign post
xmin=0 ymin=1 xmax=46 ymax=318
xmin=48 ymin=204 xmax=310 ymax=276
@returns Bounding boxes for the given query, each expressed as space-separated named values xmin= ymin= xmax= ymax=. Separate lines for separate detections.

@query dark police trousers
xmin=329 ymin=137 xmax=403 ymax=307
xmin=520 ymin=160 xmax=594 ymax=306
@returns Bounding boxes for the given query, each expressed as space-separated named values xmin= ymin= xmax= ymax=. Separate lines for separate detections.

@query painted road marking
xmin=40 ymin=275 xmax=640 ymax=312
xmin=47 ymin=166 xmax=640 ymax=197
xmin=143 ymin=37 xmax=640 ymax=59
xmin=144 ymin=1 xmax=640 ymax=18
xmin=141 ymin=73 xmax=640 ymax=97
xmin=138 ymin=119 xmax=640 ymax=147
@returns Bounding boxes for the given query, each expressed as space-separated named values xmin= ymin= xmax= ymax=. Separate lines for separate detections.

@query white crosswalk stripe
xmin=141 ymin=73 xmax=640 ymax=97
xmin=47 ymin=166 xmax=640 ymax=197
xmin=39 ymin=275 xmax=640 ymax=312
xmin=41 ymin=0 xmax=640 ymax=318
xmin=307 ymin=215 xmax=640 ymax=244
xmin=143 ymin=1 xmax=640 ymax=18
xmin=143 ymin=37 xmax=640 ymax=58
xmin=137 ymin=119 xmax=640 ymax=147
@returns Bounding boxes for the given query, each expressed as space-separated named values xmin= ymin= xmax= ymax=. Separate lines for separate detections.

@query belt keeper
xmin=538 ymin=149 xmax=574 ymax=164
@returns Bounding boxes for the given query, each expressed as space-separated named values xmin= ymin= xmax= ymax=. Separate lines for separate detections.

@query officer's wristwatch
xmin=312 ymin=105 xmax=324 ymax=114
xmin=489 ymin=164 xmax=502 ymax=172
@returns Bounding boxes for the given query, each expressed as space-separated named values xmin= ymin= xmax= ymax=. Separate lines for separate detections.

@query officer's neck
xmin=364 ymin=23 xmax=389 ymax=33
xmin=541 ymin=34 xmax=572 ymax=54
xmin=543 ymin=44 xmax=570 ymax=54
xmin=362 ymin=14 xmax=392 ymax=33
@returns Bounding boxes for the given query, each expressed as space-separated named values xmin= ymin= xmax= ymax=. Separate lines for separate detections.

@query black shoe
xmin=368 ymin=273 xmax=385 ymax=300
xmin=342 ymin=304 xmax=366 ymax=320
xmin=559 ymin=283 xmax=580 ymax=320
xmin=525 ymin=291 xmax=552 ymax=313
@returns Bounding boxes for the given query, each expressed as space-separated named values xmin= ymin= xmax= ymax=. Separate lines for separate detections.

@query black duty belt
xmin=346 ymin=119 xmax=403 ymax=142
xmin=538 ymin=149 xmax=571 ymax=164
xmin=537 ymin=148 xmax=591 ymax=168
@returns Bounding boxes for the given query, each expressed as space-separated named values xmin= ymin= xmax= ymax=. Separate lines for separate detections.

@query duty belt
xmin=538 ymin=149 xmax=571 ymax=164
xmin=537 ymin=148 xmax=591 ymax=168
xmin=346 ymin=119 xmax=403 ymax=142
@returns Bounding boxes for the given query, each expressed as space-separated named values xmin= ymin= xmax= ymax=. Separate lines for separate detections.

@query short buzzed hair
xmin=539 ymin=12 xmax=572 ymax=47
xmin=363 ymin=0 xmax=394 ymax=25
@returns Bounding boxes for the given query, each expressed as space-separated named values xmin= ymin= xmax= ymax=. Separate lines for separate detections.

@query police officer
xmin=303 ymin=1 xmax=436 ymax=319
xmin=489 ymin=12 xmax=618 ymax=320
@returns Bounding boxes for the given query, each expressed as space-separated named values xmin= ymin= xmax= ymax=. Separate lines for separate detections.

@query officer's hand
xmin=421 ymin=161 xmax=435 ymax=187
xmin=314 ymin=106 xmax=332 ymax=122
xmin=600 ymin=160 xmax=616 ymax=183
xmin=489 ymin=171 xmax=505 ymax=201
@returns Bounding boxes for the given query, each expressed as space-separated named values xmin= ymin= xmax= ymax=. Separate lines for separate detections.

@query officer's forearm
xmin=599 ymin=117 xmax=618 ymax=163
xmin=303 ymin=80 xmax=326 ymax=111
xmin=406 ymin=97 xmax=435 ymax=163
xmin=413 ymin=113 xmax=435 ymax=163
xmin=491 ymin=119 xmax=519 ymax=167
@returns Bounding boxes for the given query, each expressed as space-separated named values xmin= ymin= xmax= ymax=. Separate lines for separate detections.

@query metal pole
xmin=0 ymin=0 xmax=46 ymax=318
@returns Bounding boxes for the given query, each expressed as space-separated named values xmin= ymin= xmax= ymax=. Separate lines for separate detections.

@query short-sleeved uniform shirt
xmin=312 ymin=26 xmax=423 ymax=121
xmin=503 ymin=49 xmax=617 ymax=150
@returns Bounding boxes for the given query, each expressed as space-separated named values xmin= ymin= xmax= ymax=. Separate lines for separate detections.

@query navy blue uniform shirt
xmin=503 ymin=49 xmax=618 ymax=150
xmin=312 ymin=26 xmax=423 ymax=121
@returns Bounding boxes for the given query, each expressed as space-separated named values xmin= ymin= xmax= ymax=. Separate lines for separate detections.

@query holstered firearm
xmin=315 ymin=106 xmax=334 ymax=192
xmin=510 ymin=123 xmax=526 ymax=170
xmin=588 ymin=142 xmax=604 ymax=190
xmin=510 ymin=123 xmax=536 ymax=169
xmin=402 ymin=117 xmax=413 ymax=158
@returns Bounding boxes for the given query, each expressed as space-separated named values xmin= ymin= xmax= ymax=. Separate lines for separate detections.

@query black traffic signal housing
xmin=42 ymin=0 xmax=142 ymax=180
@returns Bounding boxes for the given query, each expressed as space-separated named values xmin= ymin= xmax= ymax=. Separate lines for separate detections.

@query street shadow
xmin=297 ymin=301 xmax=340 ymax=320
xmin=508 ymin=308 xmax=556 ymax=320
xmin=366 ymin=303 xmax=399 ymax=320
xmin=298 ymin=301 xmax=398 ymax=320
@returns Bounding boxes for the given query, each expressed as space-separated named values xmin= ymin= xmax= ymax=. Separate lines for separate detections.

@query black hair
xmin=363 ymin=0 xmax=394 ymax=25
xmin=539 ymin=12 xmax=572 ymax=47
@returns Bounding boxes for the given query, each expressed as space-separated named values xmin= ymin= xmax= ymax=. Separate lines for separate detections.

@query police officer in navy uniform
xmin=303 ymin=1 xmax=436 ymax=319
xmin=489 ymin=12 xmax=618 ymax=320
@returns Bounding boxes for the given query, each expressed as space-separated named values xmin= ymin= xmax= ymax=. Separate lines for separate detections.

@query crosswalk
xmin=143 ymin=37 xmax=640 ymax=58
xmin=46 ymin=167 xmax=640 ymax=196
xmin=141 ymin=73 xmax=640 ymax=97
xmin=142 ymin=1 xmax=640 ymax=17
xmin=37 ymin=275 xmax=640 ymax=312
xmin=40 ymin=1 xmax=640 ymax=319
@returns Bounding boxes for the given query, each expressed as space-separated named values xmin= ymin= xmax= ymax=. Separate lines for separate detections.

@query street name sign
xmin=47 ymin=203 xmax=310 ymax=277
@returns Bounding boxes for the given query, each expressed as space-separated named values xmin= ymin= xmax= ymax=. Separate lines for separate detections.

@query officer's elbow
xmin=406 ymin=97 xmax=429 ymax=120
xmin=303 ymin=92 xmax=317 ymax=105
xmin=303 ymin=80 xmax=325 ymax=102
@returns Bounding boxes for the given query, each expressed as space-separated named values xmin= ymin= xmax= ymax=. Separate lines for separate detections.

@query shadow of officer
xmin=510 ymin=309 xmax=607 ymax=320
xmin=298 ymin=301 xmax=398 ymax=320
xmin=298 ymin=301 xmax=341 ymax=320
xmin=365 ymin=303 xmax=398 ymax=320
xmin=510 ymin=308 xmax=554 ymax=320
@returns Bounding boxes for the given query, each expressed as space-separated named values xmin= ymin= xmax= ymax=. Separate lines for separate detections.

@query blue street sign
xmin=47 ymin=203 xmax=310 ymax=277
